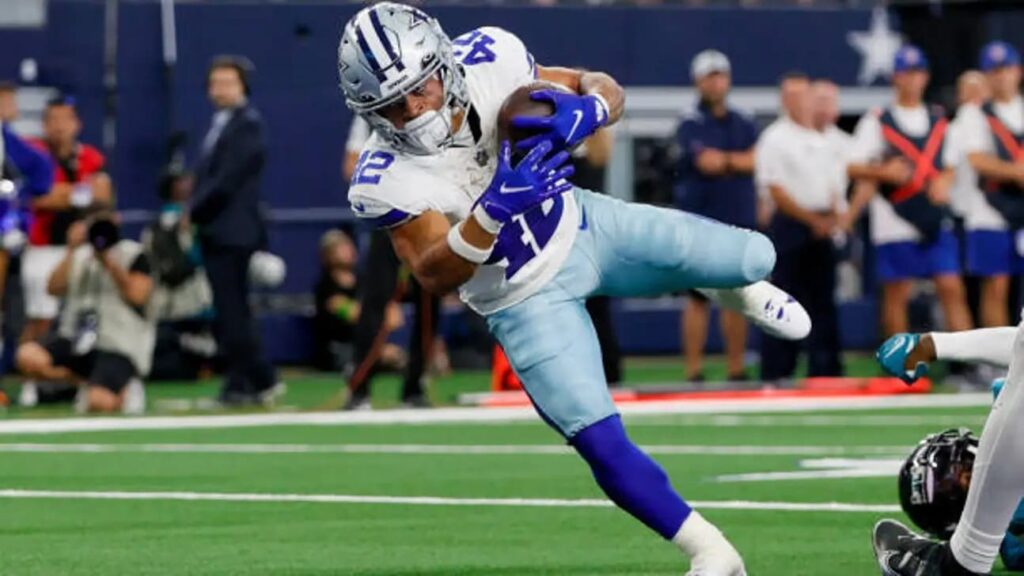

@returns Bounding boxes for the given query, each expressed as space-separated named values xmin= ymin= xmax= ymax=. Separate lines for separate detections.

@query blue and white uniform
xmin=349 ymin=28 xmax=579 ymax=316
xmin=349 ymin=27 xmax=774 ymax=437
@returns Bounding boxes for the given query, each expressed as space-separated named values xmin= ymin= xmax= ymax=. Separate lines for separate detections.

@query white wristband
xmin=471 ymin=204 xmax=503 ymax=235
xmin=447 ymin=222 xmax=493 ymax=264
xmin=590 ymin=93 xmax=610 ymax=125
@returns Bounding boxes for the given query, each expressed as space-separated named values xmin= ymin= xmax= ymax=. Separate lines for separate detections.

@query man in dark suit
xmin=191 ymin=56 xmax=278 ymax=405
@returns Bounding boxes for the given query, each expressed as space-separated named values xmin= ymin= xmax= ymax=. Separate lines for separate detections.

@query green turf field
xmin=0 ymin=393 xmax=1012 ymax=575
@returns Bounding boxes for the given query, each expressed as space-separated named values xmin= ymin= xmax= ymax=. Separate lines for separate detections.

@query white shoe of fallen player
xmin=698 ymin=281 xmax=811 ymax=341
xmin=684 ymin=544 xmax=747 ymax=576
xmin=122 ymin=379 xmax=146 ymax=415
xmin=18 ymin=381 xmax=38 ymax=408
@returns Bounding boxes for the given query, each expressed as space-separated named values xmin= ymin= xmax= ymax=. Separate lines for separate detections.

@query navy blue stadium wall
xmin=0 ymin=2 xmax=898 ymax=362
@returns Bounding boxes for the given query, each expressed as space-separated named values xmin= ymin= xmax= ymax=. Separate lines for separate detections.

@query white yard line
xmin=0 ymin=393 xmax=992 ymax=435
xmin=0 ymin=488 xmax=901 ymax=513
xmin=632 ymin=414 xmax=990 ymax=427
xmin=0 ymin=442 xmax=910 ymax=456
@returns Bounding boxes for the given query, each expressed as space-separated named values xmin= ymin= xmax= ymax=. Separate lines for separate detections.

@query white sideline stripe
xmin=0 ymin=489 xmax=901 ymax=513
xmin=0 ymin=443 xmax=910 ymax=457
xmin=634 ymin=414 xmax=991 ymax=427
xmin=0 ymin=393 xmax=992 ymax=435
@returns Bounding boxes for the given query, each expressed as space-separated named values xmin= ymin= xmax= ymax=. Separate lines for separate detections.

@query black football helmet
xmin=898 ymin=428 xmax=979 ymax=539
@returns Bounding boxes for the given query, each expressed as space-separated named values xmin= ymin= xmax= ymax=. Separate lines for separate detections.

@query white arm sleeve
xmin=931 ymin=327 xmax=1020 ymax=368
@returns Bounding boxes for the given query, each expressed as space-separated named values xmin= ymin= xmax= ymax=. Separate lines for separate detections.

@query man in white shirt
xmin=955 ymin=42 xmax=1024 ymax=330
xmin=948 ymin=70 xmax=989 ymax=224
xmin=812 ymin=79 xmax=853 ymax=165
xmin=756 ymin=73 xmax=846 ymax=380
xmin=846 ymin=45 xmax=972 ymax=338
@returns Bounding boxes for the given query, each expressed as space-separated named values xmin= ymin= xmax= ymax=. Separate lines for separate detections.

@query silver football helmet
xmin=338 ymin=3 xmax=469 ymax=156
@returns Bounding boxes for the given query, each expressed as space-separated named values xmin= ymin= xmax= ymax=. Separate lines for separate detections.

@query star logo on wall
xmin=847 ymin=7 xmax=904 ymax=86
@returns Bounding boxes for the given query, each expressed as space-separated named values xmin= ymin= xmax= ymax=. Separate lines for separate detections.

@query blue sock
xmin=570 ymin=414 xmax=692 ymax=539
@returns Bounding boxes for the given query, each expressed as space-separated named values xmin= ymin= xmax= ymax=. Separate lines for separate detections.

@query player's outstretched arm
xmin=389 ymin=211 xmax=488 ymax=296
xmin=878 ymin=327 xmax=1018 ymax=384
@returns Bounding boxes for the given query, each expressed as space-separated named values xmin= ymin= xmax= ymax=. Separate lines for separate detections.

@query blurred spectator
xmin=1 ymin=109 xmax=51 ymax=406
xmin=954 ymin=43 xmax=1024 ymax=330
xmin=18 ymin=95 xmax=112 ymax=407
xmin=674 ymin=50 xmax=758 ymax=381
xmin=947 ymin=70 xmax=989 ymax=226
xmin=23 ymin=96 xmax=111 ymax=339
xmin=16 ymin=211 xmax=153 ymax=414
xmin=570 ymin=128 xmax=622 ymax=385
xmin=343 ymin=116 xmax=370 ymax=183
xmin=143 ymin=169 xmax=215 ymax=380
xmin=342 ymin=230 xmax=437 ymax=410
xmin=341 ymin=118 xmax=436 ymax=410
xmin=314 ymin=229 xmax=405 ymax=372
xmin=756 ymin=73 xmax=846 ymax=380
xmin=811 ymin=79 xmax=853 ymax=173
xmin=0 ymin=82 xmax=17 ymax=122
xmin=190 ymin=56 xmax=280 ymax=406
xmin=846 ymin=46 xmax=972 ymax=337
xmin=946 ymin=69 xmax=989 ymax=332
xmin=2 ymin=118 xmax=51 ymax=309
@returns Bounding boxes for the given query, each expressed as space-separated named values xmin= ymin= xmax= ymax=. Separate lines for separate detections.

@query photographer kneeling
xmin=16 ymin=209 xmax=155 ymax=413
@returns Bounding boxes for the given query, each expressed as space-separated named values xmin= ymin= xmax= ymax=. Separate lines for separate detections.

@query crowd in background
xmin=6 ymin=32 xmax=1024 ymax=414
xmin=677 ymin=41 xmax=1024 ymax=386
xmin=0 ymin=57 xmax=289 ymax=413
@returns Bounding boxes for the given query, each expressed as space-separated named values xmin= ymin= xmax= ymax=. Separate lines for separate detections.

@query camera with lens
xmin=87 ymin=217 xmax=120 ymax=253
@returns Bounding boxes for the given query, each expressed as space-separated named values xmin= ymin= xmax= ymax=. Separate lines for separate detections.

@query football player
xmin=873 ymin=326 xmax=1024 ymax=574
xmin=892 ymin=429 xmax=1024 ymax=570
xmin=338 ymin=5 xmax=812 ymax=574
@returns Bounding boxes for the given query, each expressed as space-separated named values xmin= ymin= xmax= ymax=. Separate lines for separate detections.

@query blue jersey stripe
xmin=367 ymin=208 xmax=414 ymax=229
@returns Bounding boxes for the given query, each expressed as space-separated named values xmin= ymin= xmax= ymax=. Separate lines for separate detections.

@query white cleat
xmin=18 ymin=382 xmax=38 ymax=408
xmin=699 ymin=281 xmax=811 ymax=341
xmin=685 ymin=545 xmax=747 ymax=576
xmin=122 ymin=378 xmax=146 ymax=415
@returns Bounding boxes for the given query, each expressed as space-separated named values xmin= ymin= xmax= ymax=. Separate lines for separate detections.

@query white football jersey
xmin=348 ymin=27 xmax=579 ymax=315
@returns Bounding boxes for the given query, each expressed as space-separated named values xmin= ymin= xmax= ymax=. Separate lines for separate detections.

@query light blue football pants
xmin=486 ymin=189 xmax=776 ymax=438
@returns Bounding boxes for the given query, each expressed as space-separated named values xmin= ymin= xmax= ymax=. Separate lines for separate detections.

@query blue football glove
xmin=475 ymin=140 xmax=574 ymax=232
xmin=511 ymin=90 xmax=610 ymax=152
xmin=994 ymin=377 xmax=1007 ymax=400
xmin=876 ymin=333 xmax=929 ymax=384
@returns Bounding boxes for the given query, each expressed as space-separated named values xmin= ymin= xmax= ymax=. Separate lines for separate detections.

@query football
xmin=496 ymin=81 xmax=570 ymax=149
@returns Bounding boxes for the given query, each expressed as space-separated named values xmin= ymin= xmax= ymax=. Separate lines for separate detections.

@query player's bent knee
xmin=741 ymin=232 xmax=776 ymax=284
xmin=16 ymin=343 xmax=48 ymax=375
xmin=87 ymin=387 xmax=120 ymax=413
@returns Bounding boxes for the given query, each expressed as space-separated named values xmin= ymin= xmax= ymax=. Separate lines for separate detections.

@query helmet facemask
xmin=365 ymin=61 xmax=468 ymax=156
